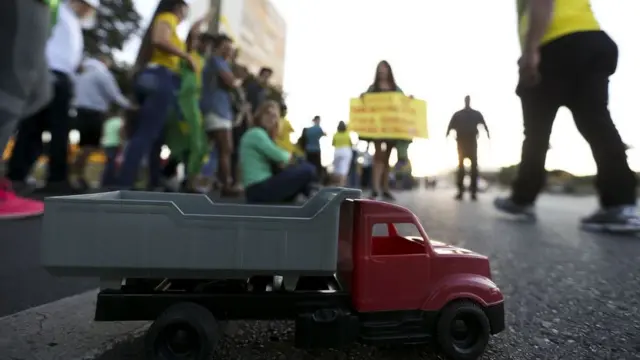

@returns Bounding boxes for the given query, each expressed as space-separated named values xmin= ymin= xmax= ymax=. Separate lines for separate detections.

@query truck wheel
xmin=436 ymin=301 xmax=490 ymax=360
xmin=145 ymin=302 xmax=220 ymax=360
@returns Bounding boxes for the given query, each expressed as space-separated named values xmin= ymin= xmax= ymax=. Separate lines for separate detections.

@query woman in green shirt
xmin=239 ymin=100 xmax=316 ymax=204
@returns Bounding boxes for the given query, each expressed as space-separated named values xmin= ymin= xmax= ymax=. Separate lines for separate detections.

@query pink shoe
xmin=0 ymin=180 xmax=44 ymax=220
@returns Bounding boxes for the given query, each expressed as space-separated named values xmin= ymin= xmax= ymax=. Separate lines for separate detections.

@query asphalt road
xmin=2 ymin=189 xmax=640 ymax=359
xmin=0 ymin=215 xmax=96 ymax=317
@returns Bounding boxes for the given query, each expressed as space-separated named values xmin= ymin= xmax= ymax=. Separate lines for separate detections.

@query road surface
xmin=1 ymin=189 xmax=639 ymax=359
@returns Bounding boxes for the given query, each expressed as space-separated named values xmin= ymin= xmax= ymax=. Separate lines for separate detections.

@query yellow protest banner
xmin=348 ymin=93 xmax=428 ymax=140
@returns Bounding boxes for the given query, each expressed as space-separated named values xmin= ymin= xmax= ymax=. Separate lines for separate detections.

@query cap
xmin=82 ymin=0 xmax=100 ymax=8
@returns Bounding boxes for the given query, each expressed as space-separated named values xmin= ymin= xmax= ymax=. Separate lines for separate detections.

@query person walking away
xmin=201 ymin=34 xmax=243 ymax=196
xmin=303 ymin=116 xmax=326 ymax=181
xmin=7 ymin=0 xmax=99 ymax=196
xmin=244 ymin=67 xmax=273 ymax=114
xmin=363 ymin=61 xmax=406 ymax=201
xmin=0 ymin=0 xmax=59 ymax=219
xmin=331 ymin=121 xmax=353 ymax=186
xmin=446 ymin=95 xmax=490 ymax=201
xmin=116 ymin=0 xmax=195 ymax=190
xmin=494 ymin=0 xmax=640 ymax=232
xmin=240 ymin=101 xmax=316 ymax=204
xmin=100 ymin=108 xmax=125 ymax=187
xmin=71 ymin=55 xmax=131 ymax=190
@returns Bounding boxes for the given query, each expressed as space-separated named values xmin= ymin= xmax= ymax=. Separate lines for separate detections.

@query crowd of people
xmin=0 ymin=0 xmax=639 ymax=233
xmin=0 ymin=0 xmax=410 ymax=221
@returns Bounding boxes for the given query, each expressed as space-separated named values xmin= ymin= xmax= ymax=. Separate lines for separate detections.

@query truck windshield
xmin=371 ymin=222 xmax=425 ymax=256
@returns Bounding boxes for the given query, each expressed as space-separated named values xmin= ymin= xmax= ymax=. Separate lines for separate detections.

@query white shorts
xmin=333 ymin=147 xmax=353 ymax=176
xmin=204 ymin=113 xmax=232 ymax=131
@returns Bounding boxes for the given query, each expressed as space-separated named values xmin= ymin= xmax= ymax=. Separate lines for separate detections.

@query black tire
xmin=436 ymin=300 xmax=491 ymax=360
xmin=145 ymin=302 xmax=220 ymax=360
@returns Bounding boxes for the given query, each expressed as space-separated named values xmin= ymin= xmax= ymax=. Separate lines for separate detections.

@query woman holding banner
xmin=362 ymin=60 xmax=404 ymax=201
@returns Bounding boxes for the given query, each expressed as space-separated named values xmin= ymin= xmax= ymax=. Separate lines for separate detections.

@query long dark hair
xmin=337 ymin=121 xmax=347 ymax=133
xmin=371 ymin=60 xmax=397 ymax=91
xmin=133 ymin=0 xmax=187 ymax=72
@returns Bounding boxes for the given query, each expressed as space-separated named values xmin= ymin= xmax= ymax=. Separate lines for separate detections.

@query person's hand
xmin=518 ymin=49 xmax=541 ymax=87
xmin=183 ymin=53 xmax=197 ymax=71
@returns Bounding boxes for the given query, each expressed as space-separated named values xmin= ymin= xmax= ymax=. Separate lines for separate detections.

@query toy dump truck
xmin=41 ymin=188 xmax=504 ymax=360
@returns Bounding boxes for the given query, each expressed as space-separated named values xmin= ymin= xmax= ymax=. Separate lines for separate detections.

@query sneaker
xmin=580 ymin=206 xmax=640 ymax=233
xmin=454 ymin=192 xmax=463 ymax=201
xmin=0 ymin=180 xmax=44 ymax=220
xmin=471 ymin=193 xmax=478 ymax=201
xmin=369 ymin=191 xmax=379 ymax=200
xmin=382 ymin=191 xmax=396 ymax=201
xmin=493 ymin=197 xmax=536 ymax=219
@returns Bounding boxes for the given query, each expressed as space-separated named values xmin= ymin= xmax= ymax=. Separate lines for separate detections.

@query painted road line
xmin=0 ymin=289 xmax=148 ymax=360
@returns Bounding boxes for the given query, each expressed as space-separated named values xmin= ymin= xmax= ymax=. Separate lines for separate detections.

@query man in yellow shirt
xmin=494 ymin=0 xmax=640 ymax=233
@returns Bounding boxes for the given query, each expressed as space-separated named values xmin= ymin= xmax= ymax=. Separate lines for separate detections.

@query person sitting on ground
xmin=239 ymin=100 xmax=316 ymax=204
xmin=331 ymin=121 xmax=353 ymax=186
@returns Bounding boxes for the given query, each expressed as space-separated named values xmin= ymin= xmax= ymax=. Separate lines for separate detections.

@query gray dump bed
xmin=41 ymin=188 xmax=361 ymax=279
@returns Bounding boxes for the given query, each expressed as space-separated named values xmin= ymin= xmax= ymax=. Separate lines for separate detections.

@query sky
xmin=123 ymin=0 xmax=640 ymax=177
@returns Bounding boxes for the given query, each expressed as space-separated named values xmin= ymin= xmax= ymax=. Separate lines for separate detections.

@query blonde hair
xmin=253 ymin=100 xmax=280 ymax=129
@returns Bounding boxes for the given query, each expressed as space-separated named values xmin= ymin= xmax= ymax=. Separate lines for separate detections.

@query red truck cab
xmin=336 ymin=199 xmax=505 ymax=358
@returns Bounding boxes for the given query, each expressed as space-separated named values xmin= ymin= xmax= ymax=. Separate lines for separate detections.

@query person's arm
xmin=478 ymin=112 xmax=490 ymax=139
xmin=150 ymin=14 xmax=190 ymax=61
xmin=256 ymin=129 xmax=290 ymax=164
xmin=215 ymin=57 xmax=237 ymax=88
xmin=101 ymin=71 xmax=130 ymax=109
xmin=446 ymin=113 xmax=457 ymax=137
xmin=188 ymin=10 xmax=214 ymax=39
xmin=522 ymin=0 xmax=554 ymax=54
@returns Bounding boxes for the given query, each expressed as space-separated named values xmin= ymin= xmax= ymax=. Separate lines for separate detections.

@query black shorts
xmin=75 ymin=108 xmax=105 ymax=147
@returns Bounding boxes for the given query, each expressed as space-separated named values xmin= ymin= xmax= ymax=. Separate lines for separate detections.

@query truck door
xmin=362 ymin=216 xmax=430 ymax=312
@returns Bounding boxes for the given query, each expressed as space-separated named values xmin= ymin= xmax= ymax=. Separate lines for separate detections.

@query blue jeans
xmin=101 ymin=146 xmax=119 ymax=187
xmin=245 ymin=162 xmax=316 ymax=204
xmin=117 ymin=67 xmax=180 ymax=188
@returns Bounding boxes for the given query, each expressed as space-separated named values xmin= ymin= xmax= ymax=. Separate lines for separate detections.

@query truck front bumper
xmin=486 ymin=301 xmax=505 ymax=334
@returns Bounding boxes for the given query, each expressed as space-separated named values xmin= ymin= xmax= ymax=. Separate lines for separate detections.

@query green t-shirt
xmin=240 ymin=127 xmax=291 ymax=187
xmin=396 ymin=140 xmax=411 ymax=160
xmin=101 ymin=117 xmax=123 ymax=147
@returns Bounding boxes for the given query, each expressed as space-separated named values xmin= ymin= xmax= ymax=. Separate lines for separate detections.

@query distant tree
xmin=83 ymin=0 xmax=142 ymax=57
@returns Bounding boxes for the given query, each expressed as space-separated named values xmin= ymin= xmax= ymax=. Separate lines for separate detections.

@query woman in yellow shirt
xmin=331 ymin=121 xmax=353 ymax=186
xmin=275 ymin=104 xmax=303 ymax=157
xmin=116 ymin=0 xmax=196 ymax=189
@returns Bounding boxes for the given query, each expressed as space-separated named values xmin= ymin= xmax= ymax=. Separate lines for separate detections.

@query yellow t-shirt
xmin=275 ymin=118 xmax=302 ymax=155
xmin=517 ymin=0 xmax=600 ymax=49
xmin=332 ymin=132 xmax=352 ymax=148
xmin=149 ymin=12 xmax=185 ymax=72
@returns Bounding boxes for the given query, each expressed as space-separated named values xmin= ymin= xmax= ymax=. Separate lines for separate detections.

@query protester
xmin=446 ymin=95 xmax=490 ymax=201
xmin=240 ymin=101 xmax=316 ymax=204
xmin=100 ymin=108 xmax=125 ymax=187
xmin=116 ymin=0 xmax=193 ymax=190
xmin=244 ymin=67 xmax=273 ymax=113
xmin=302 ymin=116 xmax=326 ymax=179
xmin=201 ymin=34 xmax=242 ymax=196
xmin=363 ymin=61 xmax=405 ymax=200
xmin=274 ymin=104 xmax=303 ymax=158
xmin=163 ymin=23 xmax=213 ymax=192
xmin=7 ymin=0 xmax=99 ymax=196
xmin=230 ymin=64 xmax=253 ymax=190
xmin=494 ymin=0 xmax=640 ymax=232
xmin=331 ymin=121 xmax=353 ymax=186
xmin=72 ymin=55 xmax=131 ymax=189
xmin=0 ymin=0 xmax=61 ymax=219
